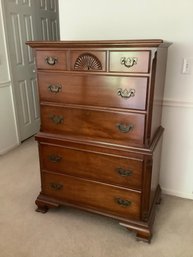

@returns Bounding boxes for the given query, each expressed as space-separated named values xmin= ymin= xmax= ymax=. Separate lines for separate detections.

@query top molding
xmin=26 ymin=39 xmax=171 ymax=48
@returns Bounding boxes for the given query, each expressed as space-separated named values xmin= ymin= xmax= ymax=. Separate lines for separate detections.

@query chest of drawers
xmin=27 ymin=40 xmax=171 ymax=242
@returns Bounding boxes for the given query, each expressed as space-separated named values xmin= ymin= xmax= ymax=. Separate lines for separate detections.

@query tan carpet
xmin=0 ymin=137 xmax=193 ymax=257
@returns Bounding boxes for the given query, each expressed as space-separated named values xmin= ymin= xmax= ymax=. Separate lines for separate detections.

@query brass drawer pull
xmin=50 ymin=115 xmax=64 ymax=124
xmin=116 ymin=168 xmax=133 ymax=177
xmin=115 ymin=197 xmax=132 ymax=207
xmin=117 ymin=88 xmax=135 ymax=99
xmin=48 ymin=155 xmax=62 ymax=163
xmin=48 ymin=84 xmax=62 ymax=93
xmin=116 ymin=123 xmax=134 ymax=133
xmin=45 ymin=56 xmax=58 ymax=65
xmin=120 ymin=57 xmax=138 ymax=68
xmin=50 ymin=182 xmax=63 ymax=191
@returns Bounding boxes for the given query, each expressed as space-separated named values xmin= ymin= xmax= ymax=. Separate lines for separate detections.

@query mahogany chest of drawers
xmin=27 ymin=40 xmax=171 ymax=242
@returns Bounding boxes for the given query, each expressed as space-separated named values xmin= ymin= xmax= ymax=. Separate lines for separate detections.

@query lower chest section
xmin=37 ymin=137 xmax=151 ymax=221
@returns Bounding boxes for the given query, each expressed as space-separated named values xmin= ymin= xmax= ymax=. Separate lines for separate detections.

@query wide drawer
xmin=109 ymin=51 xmax=150 ymax=73
xmin=36 ymin=50 xmax=67 ymax=70
xmin=41 ymin=171 xmax=141 ymax=220
xmin=38 ymin=72 xmax=148 ymax=110
xmin=39 ymin=143 xmax=143 ymax=190
xmin=40 ymin=105 xmax=145 ymax=146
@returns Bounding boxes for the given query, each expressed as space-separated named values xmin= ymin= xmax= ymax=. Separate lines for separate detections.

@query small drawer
xmin=40 ymin=105 xmax=146 ymax=147
xmin=39 ymin=143 xmax=143 ymax=190
xmin=109 ymin=51 xmax=150 ymax=73
xmin=36 ymin=50 xmax=67 ymax=70
xmin=70 ymin=51 xmax=106 ymax=72
xmin=42 ymin=171 xmax=141 ymax=220
xmin=38 ymin=72 xmax=148 ymax=110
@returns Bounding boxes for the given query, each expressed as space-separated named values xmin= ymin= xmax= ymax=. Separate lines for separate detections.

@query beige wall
xmin=59 ymin=0 xmax=193 ymax=199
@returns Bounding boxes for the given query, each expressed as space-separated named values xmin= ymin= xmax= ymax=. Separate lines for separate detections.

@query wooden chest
xmin=27 ymin=40 xmax=171 ymax=242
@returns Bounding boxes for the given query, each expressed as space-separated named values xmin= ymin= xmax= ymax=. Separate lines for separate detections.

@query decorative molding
xmin=22 ymin=0 xmax=31 ymax=6
xmin=162 ymin=98 xmax=193 ymax=109
xmin=24 ymin=14 xmax=34 ymax=63
xmin=11 ymin=12 xmax=24 ymax=65
xmin=41 ymin=18 xmax=49 ymax=40
xmin=50 ymin=0 xmax=57 ymax=12
xmin=40 ymin=0 xmax=47 ymax=10
xmin=0 ymin=81 xmax=11 ymax=88
xmin=18 ymin=80 xmax=30 ymax=125
xmin=74 ymin=53 xmax=102 ymax=71
xmin=162 ymin=188 xmax=193 ymax=200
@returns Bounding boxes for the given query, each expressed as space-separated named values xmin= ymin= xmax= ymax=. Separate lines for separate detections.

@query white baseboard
xmin=0 ymin=143 xmax=19 ymax=155
xmin=162 ymin=188 xmax=193 ymax=200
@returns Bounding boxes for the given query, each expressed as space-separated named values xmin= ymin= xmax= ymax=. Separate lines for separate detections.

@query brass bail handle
xmin=50 ymin=183 xmax=63 ymax=191
xmin=116 ymin=123 xmax=134 ymax=133
xmin=45 ymin=56 xmax=58 ymax=65
xmin=115 ymin=197 xmax=132 ymax=207
xmin=48 ymin=84 xmax=62 ymax=93
xmin=117 ymin=88 xmax=135 ymax=99
xmin=120 ymin=57 xmax=138 ymax=68
xmin=48 ymin=155 xmax=62 ymax=163
xmin=50 ymin=115 xmax=64 ymax=124
xmin=116 ymin=168 xmax=133 ymax=177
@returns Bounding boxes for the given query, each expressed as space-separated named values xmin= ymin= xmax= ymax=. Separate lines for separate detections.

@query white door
xmin=2 ymin=0 xmax=60 ymax=141
xmin=37 ymin=0 xmax=60 ymax=40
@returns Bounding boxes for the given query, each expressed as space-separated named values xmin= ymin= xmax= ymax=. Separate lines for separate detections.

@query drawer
xmin=36 ymin=50 xmax=67 ymax=70
xmin=42 ymin=171 xmax=141 ymax=220
xmin=39 ymin=143 xmax=143 ymax=189
xmin=70 ymin=51 xmax=106 ymax=72
xmin=109 ymin=51 xmax=150 ymax=73
xmin=40 ymin=105 xmax=145 ymax=146
xmin=38 ymin=72 xmax=148 ymax=110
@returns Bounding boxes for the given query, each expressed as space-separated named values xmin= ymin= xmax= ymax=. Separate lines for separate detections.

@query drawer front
xmin=42 ymin=172 xmax=141 ymax=220
xmin=36 ymin=50 xmax=67 ymax=70
xmin=41 ymin=105 xmax=145 ymax=146
xmin=40 ymin=143 xmax=143 ymax=189
xmin=109 ymin=51 xmax=150 ymax=73
xmin=38 ymin=72 xmax=148 ymax=110
xmin=70 ymin=51 xmax=106 ymax=72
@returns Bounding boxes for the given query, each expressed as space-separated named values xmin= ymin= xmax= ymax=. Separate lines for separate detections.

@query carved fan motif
xmin=74 ymin=53 xmax=102 ymax=70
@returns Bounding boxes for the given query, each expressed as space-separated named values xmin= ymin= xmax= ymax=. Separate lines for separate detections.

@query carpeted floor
xmin=0 ymin=137 xmax=193 ymax=257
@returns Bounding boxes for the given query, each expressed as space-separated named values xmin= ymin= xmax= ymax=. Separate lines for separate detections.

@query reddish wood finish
xmin=26 ymin=39 xmax=171 ymax=48
xmin=39 ymin=142 xmax=143 ymax=190
xmin=109 ymin=51 xmax=150 ymax=73
xmin=36 ymin=50 xmax=67 ymax=70
xmin=27 ymin=39 xmax=171 ymax=243
xmin=40 ymin=104 xmax=146 ymax=146
xmin=42 ymin=171 xmax=141 ymax=219
xmin=70 ymin=51 xmax=107 ymax=71
xmin=38 ymin=72 xmax=148 ymax=110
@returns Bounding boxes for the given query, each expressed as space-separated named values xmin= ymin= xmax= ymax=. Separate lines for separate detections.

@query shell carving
xmin=74 ymin=53 xmax=102 ymax=71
